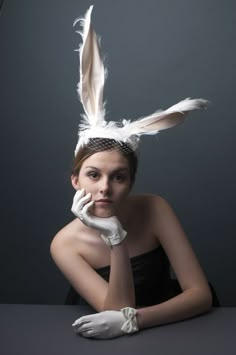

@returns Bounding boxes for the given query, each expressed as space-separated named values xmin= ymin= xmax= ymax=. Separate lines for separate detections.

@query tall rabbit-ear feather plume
xmin=121 ymin=98 xmax=209 ymax=136
xmin=73 ymin=6 xmax=210 ymax=156
xmin=73 ymin=5 xmax=106 ymax=128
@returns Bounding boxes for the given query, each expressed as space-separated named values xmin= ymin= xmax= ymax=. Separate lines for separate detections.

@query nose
xmin=99 ymin=177 xmax=111 ymax=195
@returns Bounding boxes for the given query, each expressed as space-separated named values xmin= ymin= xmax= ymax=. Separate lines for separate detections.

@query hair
xmin=72 ymin=138 xmax=138 ymax=186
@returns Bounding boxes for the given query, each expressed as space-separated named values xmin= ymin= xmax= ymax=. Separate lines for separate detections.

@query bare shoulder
xmin=126 ymin=193 xmax=169 ymax=216
xmin=135 ymin=194 xmax=183 ymax=237
xmin=50 ymin=219 xmax=110 ymax=311
xmin=123 ymin=194 xmax=171 ymax=239
xmin=50 ymin=218 xmax=83 ymax=257
xmin=127 ymin=193 xmax=166 ymax=203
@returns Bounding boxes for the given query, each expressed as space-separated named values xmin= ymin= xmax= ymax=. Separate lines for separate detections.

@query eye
xmin=113 ymin=174 xmax=127 ymax=182
xmin=87 ymin=171 xmax=100 ymax=180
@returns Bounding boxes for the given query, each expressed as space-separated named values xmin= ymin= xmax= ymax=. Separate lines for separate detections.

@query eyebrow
xmin=85 ymin=166 xmax=129 ymax=172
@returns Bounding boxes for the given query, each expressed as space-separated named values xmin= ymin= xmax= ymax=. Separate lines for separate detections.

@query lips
xmin=96 ymin=199 xmax=113 ymax=203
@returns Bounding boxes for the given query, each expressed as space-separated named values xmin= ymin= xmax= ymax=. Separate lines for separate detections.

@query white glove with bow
xmin=72 ymin=307 xmax=139 ymax=339
xmin=71 ymin=189 xmax=127 ymax=247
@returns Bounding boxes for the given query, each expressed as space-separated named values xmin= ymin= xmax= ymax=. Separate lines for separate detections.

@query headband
xmin=73 ymin=5 xmax=208 ymax=156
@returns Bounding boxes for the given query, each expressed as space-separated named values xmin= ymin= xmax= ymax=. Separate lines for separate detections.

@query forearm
xmin=103 ymin=240 xmax=135 ymax=310
xmin=136 ymin=288 xmax=212 ymax=329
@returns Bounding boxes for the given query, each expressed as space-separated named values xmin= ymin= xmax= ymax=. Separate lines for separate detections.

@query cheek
xmin=82 ymin=186 xmax=96 ymax=199
xmin=77 ymin=175 xmax=94 ymax=193
xmin=116 ymin=185 xmax=130 ymax=200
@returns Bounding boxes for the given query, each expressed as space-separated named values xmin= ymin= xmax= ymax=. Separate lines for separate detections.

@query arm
xmin=51 ymin=189 xmax=135 ymax=311
xmin=137 ymin=288 xmax=212 ymax=329
xmin=51 ymin=228 xmax=138 ymax=339
xmin=73 ymin=189 xmax=136 ymax=309
xmin=103 ymin=241 xmax=135 ymax=310
xmin=50 ymin=231 xmax=135 ymax=312
xmin=136 ymin=195 xmax=212 ymax=329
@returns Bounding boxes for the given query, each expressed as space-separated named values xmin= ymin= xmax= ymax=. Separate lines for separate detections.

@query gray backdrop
xmin=0 ymin=0 xmax=235 ymax=306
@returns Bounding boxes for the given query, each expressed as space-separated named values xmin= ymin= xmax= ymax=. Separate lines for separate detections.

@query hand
xmin=71 ymin=189 xmax=127 ymax=247
xmin=72 ymin=307 xmax=139 ymax=339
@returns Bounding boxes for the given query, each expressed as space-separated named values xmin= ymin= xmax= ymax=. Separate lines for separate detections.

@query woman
xmin=50 ymin=6 xmax=212 ymax=339
xmin=50 ymin=138 xmax=212 ymax=338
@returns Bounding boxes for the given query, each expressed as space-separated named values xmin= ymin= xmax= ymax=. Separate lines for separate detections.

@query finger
xmin=80 ymin=329 xmax=98 ymax=338
xmin=82 ymin=200 xmax=94 ymax=215
xmin=73 ymin=188 xmax=85 ymax=203
xmin=73 ymin=324 xmax=91 ymax=333
xmin=76 ymin=192 xmax=92 ymax=210
xmin=72 ymin=319 xmax=81 ymax=327
xmin=72 ymin=193 xmax=92 ymax=219
xmin=72 ymin=189 xmax=85 ymax=211
xmin=75 ymin=194 xmax=93 ymax=221
xmin=76 ymin=313 xmax=98 ymax=322
xmin=72 ymin=315 xmax=90 ymax=327
xmin=72 ymin=312 xmax=98 ymax=327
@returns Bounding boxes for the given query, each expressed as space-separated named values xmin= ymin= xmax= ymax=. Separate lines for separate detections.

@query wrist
xmin=135 ymin=308 xmax=143 ymax=329
xmin=120 ymin=307 xmax=139 ymax=334
xmin=102 ymin=228 xmax=127 ymax=248
xmin=109 ymin=237 xmax=128 ymax=252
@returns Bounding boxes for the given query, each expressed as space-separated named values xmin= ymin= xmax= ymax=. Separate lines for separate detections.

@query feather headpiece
xmin=73 ymin=5 xmax=209 ymax=156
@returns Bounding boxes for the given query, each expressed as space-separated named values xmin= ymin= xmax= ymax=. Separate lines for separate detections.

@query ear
xmin=71 ymin=174 xmax=80 ymax=190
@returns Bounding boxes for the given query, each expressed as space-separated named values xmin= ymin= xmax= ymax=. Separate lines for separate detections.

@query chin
xmin=91 ymin=205 xmax=114 ymax=218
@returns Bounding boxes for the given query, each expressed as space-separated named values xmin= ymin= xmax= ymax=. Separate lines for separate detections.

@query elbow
xmin=204 ymin=289 xmax=213 ymax=311
xmin=184 ymin=286 xmax=213 ymax=316
xmin=204 ymin=283 xmax=215 ymax=310
xmin=196 ymin=287 xmax=213 ymax=313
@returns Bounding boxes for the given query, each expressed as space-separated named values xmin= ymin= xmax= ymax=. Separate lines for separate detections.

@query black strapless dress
xmin=65 ymin=246 xmax=182 ymax=307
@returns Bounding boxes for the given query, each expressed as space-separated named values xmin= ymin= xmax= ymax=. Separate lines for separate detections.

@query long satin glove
xmin=72 ymin=307 xmax=139 ymax=339
xmin=71 ymin=189 xmax=127 ymax=247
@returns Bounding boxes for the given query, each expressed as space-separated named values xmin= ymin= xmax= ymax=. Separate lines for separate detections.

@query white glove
xmin=72 ymin=307 xmax=139 ymax=339
xmin=71 ymin=189 xmax=127 ymax=247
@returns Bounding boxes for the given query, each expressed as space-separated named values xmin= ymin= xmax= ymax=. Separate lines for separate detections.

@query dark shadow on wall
xmin=0 ymin=0 xmax=5 ymax=14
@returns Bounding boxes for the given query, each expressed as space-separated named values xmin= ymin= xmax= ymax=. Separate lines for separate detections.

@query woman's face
xmin=72 ymin=150 xmax=132 ymax=218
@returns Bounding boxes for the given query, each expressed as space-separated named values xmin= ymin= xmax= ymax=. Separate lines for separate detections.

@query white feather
xmin=73 ymin=7 xmax=210 ymax=156
xmin=121 ymin=98 xmax=209 ymax=136
xmin=74 ymin=5 xmax=106 ymax=128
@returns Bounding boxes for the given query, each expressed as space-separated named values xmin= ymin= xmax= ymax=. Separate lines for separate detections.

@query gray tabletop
xmin=0 ymin=304 xmax=235 ymax=355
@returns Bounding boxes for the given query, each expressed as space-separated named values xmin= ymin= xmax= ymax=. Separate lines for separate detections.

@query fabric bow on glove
xmin=72 ymin=307 xmax=139 ymax=339
xmin=71 ymin=189 xmax=127 ymax=247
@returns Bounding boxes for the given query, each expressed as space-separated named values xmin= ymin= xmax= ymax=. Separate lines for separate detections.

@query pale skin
xmin=50 ymin=150 xmax=212 ymax=330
